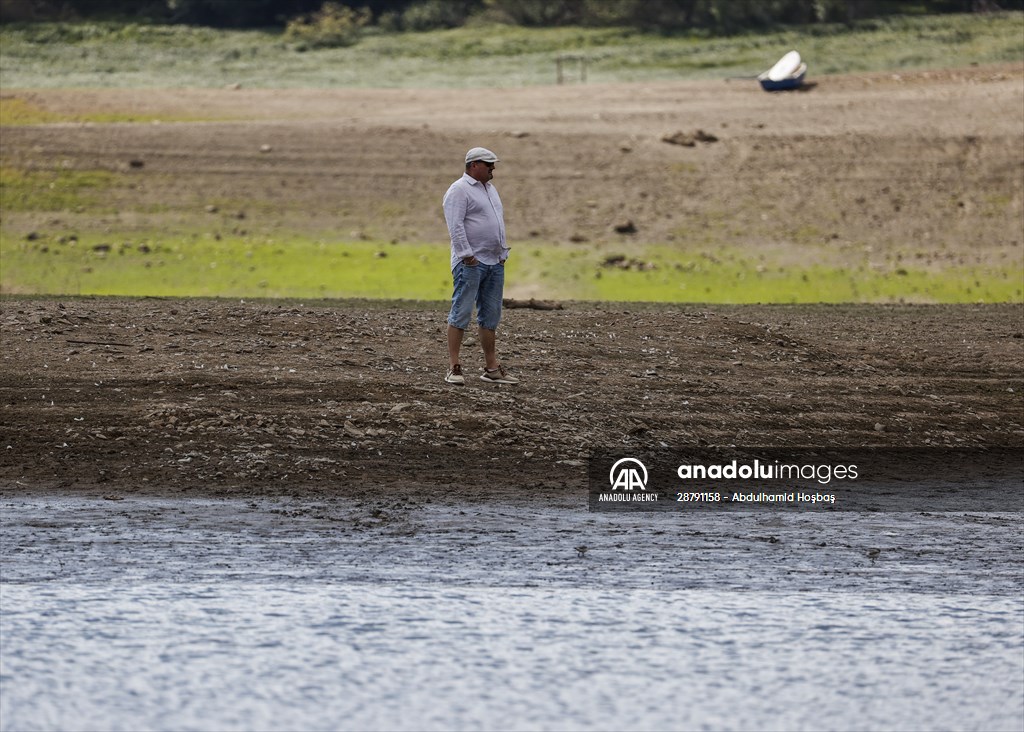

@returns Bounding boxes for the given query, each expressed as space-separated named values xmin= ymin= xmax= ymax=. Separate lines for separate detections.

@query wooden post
xmin=556 ymin=54 xmax=586 ymax=85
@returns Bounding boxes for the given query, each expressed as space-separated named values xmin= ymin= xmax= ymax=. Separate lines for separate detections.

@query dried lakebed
xmin=1 ymin=298 xmax=1022 ymax=730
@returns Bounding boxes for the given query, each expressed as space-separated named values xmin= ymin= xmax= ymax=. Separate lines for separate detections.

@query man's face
xmin=472 ymin=160 xmax=495 ymax=183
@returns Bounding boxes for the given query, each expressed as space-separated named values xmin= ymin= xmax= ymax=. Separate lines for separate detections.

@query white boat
xmin=758 ymin=50 xmax=806 ymax=91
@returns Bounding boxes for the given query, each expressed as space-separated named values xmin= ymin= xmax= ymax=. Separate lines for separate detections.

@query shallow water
xmin=2 ymin=495 xmax=1022 ymax=731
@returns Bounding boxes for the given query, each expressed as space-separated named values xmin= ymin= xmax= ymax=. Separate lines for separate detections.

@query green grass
xmin=0 ymin=233 xmax=455 ymax=299
xmin=0 ymin=97 xmax=69 ymax=125
xmin=583 ymin=255 xmax=1020 ymax=304
xmin=1 ymin=13 xmax=1021 ymax=89
xmin=0 ymin=167 xmax=120 ymax=211
xmin=3 ymin=232 xmax=1019 ymax=303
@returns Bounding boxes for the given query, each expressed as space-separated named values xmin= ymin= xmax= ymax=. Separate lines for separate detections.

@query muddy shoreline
xmin=2 ymin=297 xmax=1021 ymax=499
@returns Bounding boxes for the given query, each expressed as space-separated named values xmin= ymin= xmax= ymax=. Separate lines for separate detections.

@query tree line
xmin=2 ymin=0 xmax=1019 ymax=29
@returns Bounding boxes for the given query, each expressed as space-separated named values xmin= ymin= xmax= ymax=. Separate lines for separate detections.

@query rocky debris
xmin=503 ymin=299 xmax=564 ymax=311
xmin=601 ymin=254 xmax=656 ymax=271
xmin=662 ymin=129 xmax=719 ymax=146
xmin=612 ymin=220 xmax=637 ymax=234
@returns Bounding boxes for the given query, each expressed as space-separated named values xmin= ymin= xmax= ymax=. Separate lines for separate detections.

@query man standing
xmin=442 ymin=147 xmax=518 ymax=385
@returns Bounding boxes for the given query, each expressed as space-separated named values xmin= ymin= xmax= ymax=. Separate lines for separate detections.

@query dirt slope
xmin=2 ymin=64 xmax=1022 ymax=264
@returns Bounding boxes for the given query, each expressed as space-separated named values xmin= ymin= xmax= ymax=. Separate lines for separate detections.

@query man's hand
xmin=462 ymin=255 xmax=478 ymax=265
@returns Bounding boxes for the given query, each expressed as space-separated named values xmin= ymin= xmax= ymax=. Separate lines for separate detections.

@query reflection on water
xmin=1 ymin=496 xmax=1022 ymax=731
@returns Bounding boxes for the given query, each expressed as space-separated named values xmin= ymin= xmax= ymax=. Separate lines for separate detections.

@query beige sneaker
xmin=480 ymin=365 xmax=519 ymax=384
xmin=445 ymin=364 xmax=466 ymax=385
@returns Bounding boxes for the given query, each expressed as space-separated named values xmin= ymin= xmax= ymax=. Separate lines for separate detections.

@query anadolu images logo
xmin=609 ymin=457 xmax=648 ymax=491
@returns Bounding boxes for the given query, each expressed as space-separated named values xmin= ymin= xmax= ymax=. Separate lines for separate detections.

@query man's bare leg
xmin=480 ymin=327 xmax=498 ymax=370
xmin=447 ymin=325 xmax=465 ymax=367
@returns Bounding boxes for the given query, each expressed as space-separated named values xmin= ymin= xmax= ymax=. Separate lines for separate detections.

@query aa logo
xmin=609 ymin=457 xmax=648 ymax=491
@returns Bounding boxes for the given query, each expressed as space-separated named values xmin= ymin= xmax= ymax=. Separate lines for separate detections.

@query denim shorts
xmin=447 ymin=261 xmax=504 ymax=331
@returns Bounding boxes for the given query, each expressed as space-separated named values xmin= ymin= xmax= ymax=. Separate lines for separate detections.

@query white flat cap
xmin=465 ymin=147 xmax=499 ymax=164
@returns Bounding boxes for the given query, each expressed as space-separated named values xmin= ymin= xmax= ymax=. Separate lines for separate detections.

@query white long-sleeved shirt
xmin=443 ymin=173 xmax=509 ymax=271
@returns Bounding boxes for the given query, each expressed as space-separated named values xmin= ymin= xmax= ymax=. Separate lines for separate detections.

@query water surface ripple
xmin=2 ymin=495 xmax=1021 ymax=731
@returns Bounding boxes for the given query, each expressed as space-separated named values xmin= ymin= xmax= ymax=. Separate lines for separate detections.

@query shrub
xmin=284 ymin=2 xmax=371 ymax=48
xmin=400 ymin=0 xmax=478 ymax=30
xmin=167 ymin=0 xmax=284 ymax=27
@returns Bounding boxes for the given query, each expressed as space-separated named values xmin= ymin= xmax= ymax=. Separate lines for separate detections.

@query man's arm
xmin=494 ymin=188 xmax=509 ymax=264
xmin=443 ymin=185 xmax=475 ymax=262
